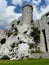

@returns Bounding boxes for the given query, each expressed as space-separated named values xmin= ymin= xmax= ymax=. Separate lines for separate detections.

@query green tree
xmin=33 ymin=27 xmax=40 ymax=51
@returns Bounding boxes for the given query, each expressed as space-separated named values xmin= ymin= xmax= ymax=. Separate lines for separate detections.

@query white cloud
xmin=32 ymin=0 xmax=41 ymax=5
xmin=12 ymin=0 xmax=22 ymax=6
xmin=12 ymin=0 xmax=42 ymax=21
xmin=40 ymin=5 xmax=49 ymax=14
xmin=0 ymin=0 xmax=7 ymax=25
xmin=0 ymin=0 xmax=49 ymax=29
xmin=0 ymin=0 xmax=21 ymax=29
xmin=23 ymin=0 xmax=30 ymax=1
xmin=45 ymin=0 xmax=49 ymax=5
xmin=12 ymin=0 xmax=31 ymax=6
xmin=6 ymin=6 xmax=22 ymax=23
xmin=33 ymin=5 xmax=49 ymax=21
xmin=33 ymin=6 xmax=41 ymax=21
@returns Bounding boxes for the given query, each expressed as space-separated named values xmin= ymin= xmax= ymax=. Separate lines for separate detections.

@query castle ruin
xmin=0 ymin=4 xmax=49 ymax=59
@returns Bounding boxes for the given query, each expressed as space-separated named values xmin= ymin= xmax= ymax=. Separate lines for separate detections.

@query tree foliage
xmin=33 ymin=27 xmax=40 ymax=51
xmin=33 ymin=27 xmax=40 ymax=44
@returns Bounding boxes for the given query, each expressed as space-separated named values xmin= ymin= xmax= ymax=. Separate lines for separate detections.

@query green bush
xmin=36 ymin=50 xmax=42 ymax=53
xmin=31 ymin=50 xmax=36 ymax=54
xmin=29 ymin=44 xmax=34 ymax=49
xmin=1 ymin=55 xmax=10 ymax=60
xmin=31 ymin=50 xmax=42 ymax=54
xmin=13 ymin=32 xmax=18 ymax=36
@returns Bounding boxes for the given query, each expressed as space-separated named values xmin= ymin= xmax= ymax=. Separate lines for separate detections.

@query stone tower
xmin=22 ymin=5 xmax=33 ymax=25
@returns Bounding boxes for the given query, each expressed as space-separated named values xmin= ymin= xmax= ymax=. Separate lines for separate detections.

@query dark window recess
xmin=14 ymin=27 xmax=18 ymax=32
xmin=19 ymin=41 xmax=22 ymax=44
xmin=11 ymin=43 xmax=15 ymax=49
xmin=39 ymin=31 xmax=40 ymax=34
xmin=45 ymin=12 xmax=49 ymax=16
xmin=18 ymin=37 xmax=19 ymax=40
xmin=0 ymin=38 xmax=6 ymax=44
xmin=17 ymin=21 xmax=20 ymax=25
xmin=25 ymin=56 xmax=29 ymax=58
xmin=42 ymin=30 xmax=48 ymax=52
xmin=31 ymin=20 xmax=33 ymax=23
xmin=12 ymin=24 xmax=14 ymax=27
xmin=47 ymin=22 xmax=49 ymax=25
xmin=16 ymin=56 xmax=18 ymax=58
xmin=24 ymin=31 xmax=27 ymax=34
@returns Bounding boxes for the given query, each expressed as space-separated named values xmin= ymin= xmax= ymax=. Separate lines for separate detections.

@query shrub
xmin=36 ymin=50 xmax=42 ymax=53
xmin=13 ymin=32 xmax=18 ymax=36
xmin=31 ymin=50 xmax=36 ymax=54
xmin=1 ymin=55 xmax=10 ymax=60
xmin=29 ymin=44 xmax=34 ymax=49
xmin=31 ymin=50 xmax=42 ymax=54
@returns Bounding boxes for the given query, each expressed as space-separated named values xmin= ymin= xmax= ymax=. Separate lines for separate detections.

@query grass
xmin=0 ymin=59 xmax=49 ymax=65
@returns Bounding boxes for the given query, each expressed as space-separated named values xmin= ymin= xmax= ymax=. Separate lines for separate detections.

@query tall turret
xmin=22 ymin=5 xmax=33 ymax=25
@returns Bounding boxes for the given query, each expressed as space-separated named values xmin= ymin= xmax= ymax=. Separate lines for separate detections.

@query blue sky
xmin=6 ymin=0 xmax=46 ymax=13
xmin=0 ymin=0 xmax=49 ymax=29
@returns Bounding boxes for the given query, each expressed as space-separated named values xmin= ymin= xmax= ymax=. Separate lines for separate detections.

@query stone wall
xmin=30 ymin=53 xmax=49 ymax=59
xmin=37 ymin=13 xmax=49 ymax=52
xmin=0 ymin=30 xmax=8 ymax=40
